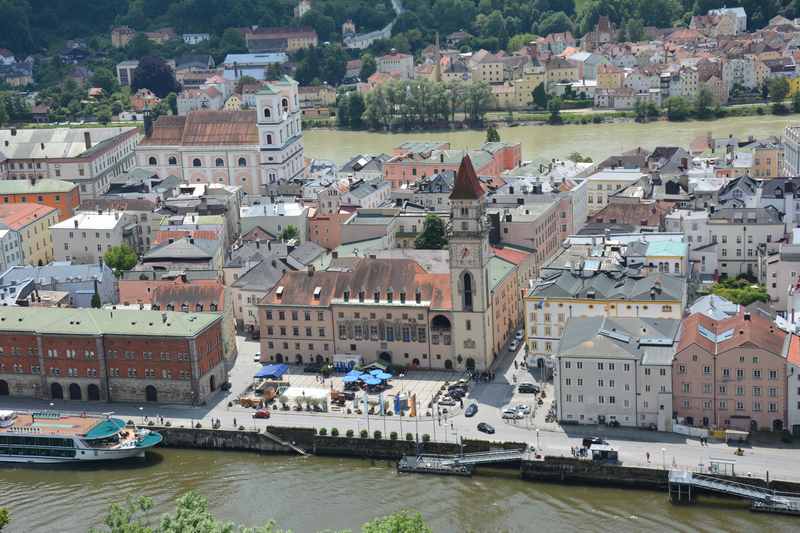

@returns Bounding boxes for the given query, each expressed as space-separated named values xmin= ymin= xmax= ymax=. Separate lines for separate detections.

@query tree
xmin=91 ymin=67 xmax=118 ymax=95
xmin=103 ymin=245 xmax=138 ymax=275
xmin=235 ymin=75 xmax=259 ymax=93
xmin=132 ymin=56 xmax=179 ymax=98
xmin=623 ymin=18 xmax=645 ymax=42
xmin=359 ymin=54 xmax=377 ymax=81
xmin=125 ymin=33 xmax=155 ymax=59
xmin=0 ymin=507 xmax=8 ymax=531
xmin=709 ymin=276 xmax=769 ymax=306
xmin=693 ymin=87 xmax=714 ymax=119
xmin=664 ymin=96 xmax=690 ymax=121
xmin=532 ymin=82 xmax=548 ymax=109
xmin=165 ymin=92 xmax=178 ymax=115
xmin=793 ymin=90 xmax=800 ymax=114
xmin=362 ymin=511 xmax=433 ymax=533
xmin=547 ymin=96 xmax=562 ymax=124
xmin=485 ymin=125 xmax=500 ymax=142
xmin=96 ymin=106 xmax=112 ymax=124
xmin=768 ymin=76 xmax=790 ymax=103
xmin=415 ymin=214 xmax=448 ymax=250
xmin=279 ymin=225 xmax=299 ymax=241
xmin=536 ymin=12 xmax=574 ymax=36
xmin=348 ymin=92 xmax=366 ymax=129
xmin=463 ymin=81 xmax=494 ymax=127
xmin=507 ymin=33 xmax=537 ymax=52
xmin=266 ymin=63 xmax=284 ymax=81
xmin=91 ymin=292 xmax=102 ymax=309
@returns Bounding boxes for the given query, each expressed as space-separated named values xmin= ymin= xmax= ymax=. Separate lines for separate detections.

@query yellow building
xmin=545 ymin=57 xmax=579 ymax=91
xmin=788 ymin=77 xmax=800 ymax=97
xmin=224 ymin=95 xmax=241 ymax=111
xmin=751 ymin=142 xmax=783 ymax=179
xmin=596 ymin=63 xmax=624 ymax=90
xmin=0 ymin=203 xmax=59 ymax=266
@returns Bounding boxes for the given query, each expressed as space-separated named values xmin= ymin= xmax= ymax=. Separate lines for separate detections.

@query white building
xmin=183 ymin=33 xmax=210 ymax=45
xmin=116 ymin=60 xmax=139 ymax=87
xmin=585 ymin=168 xmax=647 ymax=214
xmin=555 ymin=316 xmax=678 ymax=429
xmin=240 ymin=200 xmax=309 ymax=242
xmin=707 ymin=207 xmax=784 ymax=278
xmin=51 ymin=211 xmax=132 ymax=264
xmin=0 ymin=127 xmax=139 ymax=199
xmin=377 ymin=50 xmax=415 ymax=80
xmin=177 ymin=87 xmax=224 ymax=115
xmin=783 ymin=125 xmax=800 ymax=177
xmin=341 ymin=178 xmax=391 ymax=208
xmin=0 ymin=228 xmax=22 ymax=271
xmin=136 ymin=77 xmax=304 ymax=195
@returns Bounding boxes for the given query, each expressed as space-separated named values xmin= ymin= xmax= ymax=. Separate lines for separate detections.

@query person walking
xmin=646 ymin=452 xmax=650 ymax=463
xmin=233 ymin=418 xmax=237 ymax=427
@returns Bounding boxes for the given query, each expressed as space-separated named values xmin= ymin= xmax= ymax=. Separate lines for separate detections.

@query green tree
xmin=359 ymin=54 xmax=377 ymax=81
xmin=463 ymin=81 xmax=494 ymax=127
xmin=91 ymin=67 xmax=118 ymax=95
xmin=279 ymin=225 xmax=299 ymax=241
xmin=768 ymin=76 xmax=790 ymax=103
xmin=485 ymin=125 xmax=500 ymax=142
xmin=362 ymin=511 xmax=433 ymax=533
xmin=125 ymin=33 xmax=155 ymax=59
xmin=623 ymin=17 xmax=645 ymax=42
xmin=235 ymin=75 xmax=259 ymax=93
xmin=165 ymin=92 xmax=178 ymax=115
xmin=710 ymin=277 xmax=769 ymax=306
xmin=96 ymin=106 xmax=112 ymax=124
xmin=532 ymin=82 xmax=548 ymax=109
xmin=547 ymin=96 xmax=562 ymax=124
xmin=693 ymin=87 xmax=714 ymax=119
xmin=415 ymin=214 xmax=448 ymax=250
xmin=664 ymin=96 xmax=690 ymax=121
xmin=91 ymin=292 xmax=102 ymax=309
xmin=536 ymin=11 xmax=574 ymax=35
xmin=792 ymin=90 xmax=800 ymax=113
xmin=132 ymin=56 xmax=180 ymax=98
xmin=0 ymin=506 xmax=8 ymax=531
xmin=507 ymin=33 xmax=537 ymax=52
xmin=348 ymin=92 xmax=366 ymax=129
xmin=103 ymin=245 xmax=138 ymax=275
xmin=336 ymin=92 xmax=351 ymax=128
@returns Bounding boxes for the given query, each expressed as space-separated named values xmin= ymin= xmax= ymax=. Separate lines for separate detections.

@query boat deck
xmin=1 ymin=412 xmax=104 ymax=437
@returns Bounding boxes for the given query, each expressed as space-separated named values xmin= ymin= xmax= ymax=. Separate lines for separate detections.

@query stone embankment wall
xmin=156 ymin=426 xmax=294 ymax=453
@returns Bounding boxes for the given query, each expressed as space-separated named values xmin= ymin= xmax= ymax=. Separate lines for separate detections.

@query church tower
xmin=448 ymin=156 xmax=492 ymax=371
xmin=255 ymin=77 xmax=305 ymax=193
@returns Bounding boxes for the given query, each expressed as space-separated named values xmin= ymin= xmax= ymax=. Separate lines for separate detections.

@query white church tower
xmin=255 ymin=76 xmax=305 ymax=193
xmin=449 ymin=156 xmax=493 ymax=371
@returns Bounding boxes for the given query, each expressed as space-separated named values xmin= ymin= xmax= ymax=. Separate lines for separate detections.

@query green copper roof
xmin=84 ymin=417 xmax=125 ymax=439
xmin=488 ymin=256 xmax=515 ymax=291
xmin=0 ymin=307 xmax=221 ymax=337
xmin=0 ymin=179 xmax=76 ymax=195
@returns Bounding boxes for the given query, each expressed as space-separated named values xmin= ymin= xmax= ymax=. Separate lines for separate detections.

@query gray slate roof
xmin=231 ymin=259 xmax=291 ymax=291
xmin=558 ymin=316 xmax=679 ymax=364
xmin=530 ymin=269 xmax=685 ymax=302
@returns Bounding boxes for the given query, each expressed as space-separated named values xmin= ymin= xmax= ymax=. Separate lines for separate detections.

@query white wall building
xmin=51 ymin=211 xmax=132 ymax=264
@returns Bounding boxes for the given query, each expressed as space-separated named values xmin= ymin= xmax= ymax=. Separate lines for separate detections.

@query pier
xmin=398 ymin=448 xmax=526 ymax=476
xmin=669 ymin=470 xmax=800 ymax=515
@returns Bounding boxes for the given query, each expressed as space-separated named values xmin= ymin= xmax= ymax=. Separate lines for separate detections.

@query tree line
xmin=336 ymin=79 xmax=495 ymax=130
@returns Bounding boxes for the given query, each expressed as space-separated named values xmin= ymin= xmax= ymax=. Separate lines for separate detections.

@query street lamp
xmin=536 ymin=428 xmax=540 ymax=450
xmin=661 ymin=447 xmax=666 ymax=470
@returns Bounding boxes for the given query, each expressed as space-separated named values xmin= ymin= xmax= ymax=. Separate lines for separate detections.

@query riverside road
xmin=4 ymin=336 xmax=799 ymax=482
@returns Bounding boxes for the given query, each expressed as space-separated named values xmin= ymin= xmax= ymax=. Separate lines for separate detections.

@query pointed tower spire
xmin=449 ymin=156 xmax=484 ymax=200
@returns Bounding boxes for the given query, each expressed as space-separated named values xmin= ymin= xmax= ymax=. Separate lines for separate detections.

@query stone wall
xmin=156 ymin=426 xmax=294 ymax=453
xmin=521 ymin=456 xmax=668 ymax=490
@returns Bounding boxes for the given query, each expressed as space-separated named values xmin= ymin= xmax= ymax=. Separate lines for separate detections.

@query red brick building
xmin=0 ymin=307 xmax=226 ymax=405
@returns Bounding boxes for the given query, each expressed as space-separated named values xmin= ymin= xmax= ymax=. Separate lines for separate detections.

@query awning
xmin=343 ymin=374 xmax=361 ymax=383
xmin=255 ymin=363 xmax=289 ymax=379
xmin=362 ymin=376 xmax=381 ymax=386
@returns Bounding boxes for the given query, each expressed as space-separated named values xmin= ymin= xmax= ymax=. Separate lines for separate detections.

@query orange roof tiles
xmin=450 ymin=156 xmax=484 ymax=200
xmin=491 ymin=246 xmax=530 ymax=266
xmin=677 ymin=310 xmax=786 ymax=356
xmin=0 ymin=203 xmax=57 ymax=230
xmin=153 ymin=230 xmax=220 ymax=246
xmin=141 ymin=110 xmax=258 ymax=146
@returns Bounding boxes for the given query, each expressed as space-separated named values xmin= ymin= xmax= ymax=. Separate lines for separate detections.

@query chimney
xmin=73 ymin=219 xmax=79 ymax=228
xmin=10 ymin=128 xmax=16 ymax=136
xmin=308 ymin=265 xmax=315 ymax=275
xmin=84 ymin=131 xmax=91 ymax=150
xmin=332 ymin=251 xmax=338 ymax=259
xmin=744 ymin=312 xmax=751 ymax=321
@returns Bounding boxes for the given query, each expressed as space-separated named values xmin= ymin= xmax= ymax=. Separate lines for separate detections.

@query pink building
xmin=673 ymin=310 xmax=787 ymax=432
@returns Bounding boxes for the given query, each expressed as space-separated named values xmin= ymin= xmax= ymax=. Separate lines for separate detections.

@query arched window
xmin=215 ymin=158 xmax=224 ymax=167
xmin=266 ymin=134 xmax=272 ymax=145
xmin=263 ymin=107 xmax=271 ymax=118
xmin=238 ymin=157 xmax=247 ymax=167
xmin=168 ymin=156 xmax=177 ymax=165
xmin=281 ymin=98 xmax=289 ymax=111
xmin=462 ymin=272 xmax=473 ymax=311
xmin=192 ymin=158 xmax=201 ymax=167
xmin=148 ymin=156 xmax=157 ymax=166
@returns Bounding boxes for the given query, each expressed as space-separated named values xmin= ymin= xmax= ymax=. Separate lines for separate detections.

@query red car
xmin=253 ymin=409 xmax=270 ymax=419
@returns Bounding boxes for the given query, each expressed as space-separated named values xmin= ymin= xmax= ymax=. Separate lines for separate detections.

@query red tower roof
xmin=449 ymin=156 xmax=484 ymax=200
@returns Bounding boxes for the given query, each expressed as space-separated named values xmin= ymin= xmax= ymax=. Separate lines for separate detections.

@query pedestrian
xmin=646 ymin=452 xmax=650 ymax=463
xmin=514 ymin=361 xmax=518 ymax=370
xmin=234 ymin=418 xmax=237 ymax=427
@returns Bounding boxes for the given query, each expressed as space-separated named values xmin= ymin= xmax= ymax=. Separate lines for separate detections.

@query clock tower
xmin=448 ymin=156 xmax=492 ymax=371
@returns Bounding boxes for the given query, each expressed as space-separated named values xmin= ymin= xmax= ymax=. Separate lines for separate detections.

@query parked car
xmin=477 ymin=422 xmax=495 ymax=434
xmin=515 ymin=330 xmax=524 ymax=341
xmin=253 ymin=352 xmax=261 ymax=363
xmin=438 ymin=397 xmax=457 ymax=406
xmin=515 ymin=404 xmax=531 ymax=415
xmin=252 ymin=409 xmax=271 ymax=419
xmin=465 ymin=404 xmax=478 ymax=417
xmin=582 ymin=436 xmax=606 ymax=448
xmin=508 ymin=340 xmax=519 ymax=352
xmin=220 ymin=382 xmax=232 ymax=392
xmin=517 ymin=383 xmax=539 ymax=394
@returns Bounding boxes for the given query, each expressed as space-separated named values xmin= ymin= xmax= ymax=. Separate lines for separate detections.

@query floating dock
xmin=398 ymin=449 xmax=526 ymax=477
xmin=669 ymin=470 xmax=800 ymax=515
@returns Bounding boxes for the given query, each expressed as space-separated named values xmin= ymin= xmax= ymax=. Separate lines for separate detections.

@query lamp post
xmin=536 ymin=428 xmax=540 ymax=450
xmin=661 ymin=447 xmax=666 ymax=470
xmin=415 ymin=399 xmax=419 ymax=443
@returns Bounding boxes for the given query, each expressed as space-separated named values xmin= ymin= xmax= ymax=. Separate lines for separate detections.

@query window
xmin=238 ymin=157 xmax=247 ymax=167
xmin=703 ymin=366 xmax=711 ymax=375
xmin=264 ymin=107 xmax=271 ymax=118
xmin=148 ymin=156 xmax=157 ymax=166
xmin=192 ymin=158 xmax=201 ymax=167
xmin=215 ymin=158 xmax=224 ymax=167
xmin=168 ymin=156 xmax=177 ymax=165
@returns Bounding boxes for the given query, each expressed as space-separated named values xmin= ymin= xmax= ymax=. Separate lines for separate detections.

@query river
xmin=303 ymin=115 xmax=793 ymax=164
xmin=2 ymin=449 xmax=798 ymax=532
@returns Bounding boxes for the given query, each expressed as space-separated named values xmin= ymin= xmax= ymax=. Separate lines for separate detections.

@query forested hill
xmin=0 ymin=0 xmax=793 ymax=56
xmin=0 ymin=0 xmax=394 ymax=54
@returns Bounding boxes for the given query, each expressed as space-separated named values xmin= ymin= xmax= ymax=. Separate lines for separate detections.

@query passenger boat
xmin=0 ymin=409 xmax=162 ymax=463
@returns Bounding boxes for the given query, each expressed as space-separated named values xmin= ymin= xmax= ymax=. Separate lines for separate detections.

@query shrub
xmin=373 ymin=430 xmax=382 ymax=440
xmin=165 ymin=421 xmax=172 ymax=427
xmin=422 ymin=433 xmax=431 ymax=442
xmin=346 ymin=429 xmax=354 ymax=438
xmin=195 ymin=423 xmax=202 ymax=429
xmin=227 ymin=401 xmax=233 ymax=408
xmin=331 ymin=428 xmax=339 ymax=437
xmin=238 ymin=425 xmax=245 ymax=431
xmin=360 ymin=429 xmax=369 ymax=438
xmin=318 ymin=427 xmax=327 ymax=436
xmin=390 ymin=431 xmax=398 ymax=440
xmin=757 ymin=106 xmax=765 ymax=115
xmin=127 ymin=419 xmax=134 ymax=425
xmin=405 ymin=432 xmax=414 ymax=441
xmin=148 ymin=420 xmax=155 ymax=426
xmin=592 ymin=115 xmax=603 ymax=123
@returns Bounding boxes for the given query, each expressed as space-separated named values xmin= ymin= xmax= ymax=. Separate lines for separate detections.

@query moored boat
xmin=0 ymin=409 xmax=162 ymax=463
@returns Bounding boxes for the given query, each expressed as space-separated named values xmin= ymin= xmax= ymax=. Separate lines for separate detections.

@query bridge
xmin=669 ymin=470 xmax=800 ymax=515
xmin=398 ymin=449 xmax=526 ymax=476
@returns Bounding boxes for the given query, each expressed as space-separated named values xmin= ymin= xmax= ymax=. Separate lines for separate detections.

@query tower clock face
xmin=459 ymin=246 xmax=477 ymax=266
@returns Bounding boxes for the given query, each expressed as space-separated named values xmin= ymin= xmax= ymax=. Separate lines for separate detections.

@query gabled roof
xmin=677 ymin=310 xmax=785 ymax=356
xmin=140 ymin=110 xmax=258 ymax=146
xmin=449 ymin=156 xmax=484 ymax=200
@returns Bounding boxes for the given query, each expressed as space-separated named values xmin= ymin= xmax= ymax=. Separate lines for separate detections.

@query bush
xmin=422 ymin=433 xmax=431 ymax=442
xmin=148 ymin=420 xmax=155 ymax=426
xmin=346 ymin=408 xmax=352 ymax=414
xmin=406 ymin=432 xmax=414 ymax=441
xmin=127 ymin=419 xmax=134 ymax=425
xmin=757 ymin=106 xmax=765 ymax=115
xmin=238 ymin=425 xmax=245 ymax=431
xmin=592 ymin=115 xmax=603 ymax=123
xmin=165 ymin=421 xmax=172 ymax=427
xmin=346 ymin=429 xmax=354 ymax=438
xmin=227 ymin=401 xmax=233 ymax=408
xmin=390 ymin=431 xmax=398 ymax=440
xmin=373 ymin=430 xmax=382 ymax=440
xmin=195 ymin=423 xmax=202 ymax=429
xmin=331 ymin=428 xmax=339 ymax=437
xmin=318 ymin=427 xmax=327 ymax=436
xmin=360 ymin=429 xmax=368 ymax=438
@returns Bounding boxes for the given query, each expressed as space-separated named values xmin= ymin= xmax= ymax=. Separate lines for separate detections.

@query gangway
xmin=398 ymin=449 xmax=526 ymax=476
xmin=669 ymin=470 xmax=800 ymax=515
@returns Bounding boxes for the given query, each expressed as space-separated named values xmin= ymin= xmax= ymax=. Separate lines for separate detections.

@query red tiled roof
xmin=141 ymin=110 xmax=258 ymax=146
xmin=787 ymin=334 xmax=800 ymax=366
xmin=450 ymin=156 xmax=484 ymax=200
xmin=491 ymin=246 xmax=530 ymax=265
xmin=677 ymin=310 xmax=786 ymax=356
xmin=0 ymin=203 xmax=57 ymax=230
xmin=153 ymin=230 xmax=220 ymax=246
